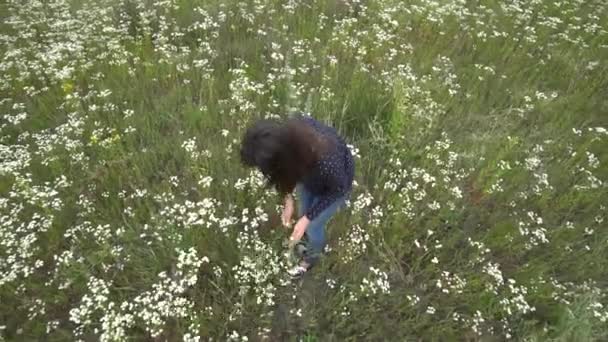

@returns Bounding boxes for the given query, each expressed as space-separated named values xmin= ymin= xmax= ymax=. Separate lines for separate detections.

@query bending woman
xmin=239 ymin=114 xmax=355 ymax=277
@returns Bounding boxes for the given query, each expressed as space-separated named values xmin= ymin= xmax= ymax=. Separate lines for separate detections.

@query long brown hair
xmin=240 ymin=116 xmax=333 ymax=195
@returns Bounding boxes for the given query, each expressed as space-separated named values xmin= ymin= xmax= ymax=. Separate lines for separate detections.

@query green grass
xmin=0 ymin=0 xmax=607 ymax=340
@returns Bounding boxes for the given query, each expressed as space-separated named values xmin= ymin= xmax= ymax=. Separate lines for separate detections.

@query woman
xmin=239 ymin=114 xmax=355 ymax=277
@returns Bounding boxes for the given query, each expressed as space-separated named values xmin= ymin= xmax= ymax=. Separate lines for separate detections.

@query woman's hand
xmin=290 ymin=215 xmax=310 ymax=243
xmin=281 ymin=195 xmax=295 ymax=227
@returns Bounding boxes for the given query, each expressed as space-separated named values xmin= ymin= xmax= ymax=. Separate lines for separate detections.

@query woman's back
xmin=296 ymin=115 xmax=355 ymax=197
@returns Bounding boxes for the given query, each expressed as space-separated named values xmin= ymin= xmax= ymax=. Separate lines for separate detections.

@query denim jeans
xmin=296 ymin=183 xmax=346 ymax=265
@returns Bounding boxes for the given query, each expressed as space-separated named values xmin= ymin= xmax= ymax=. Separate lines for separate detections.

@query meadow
xmin=1 ymin=0 xmax=607 ymax=340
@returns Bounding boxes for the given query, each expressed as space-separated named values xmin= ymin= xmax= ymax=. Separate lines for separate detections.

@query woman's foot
xmin=287 ymin=260 xmax=311 ymax=279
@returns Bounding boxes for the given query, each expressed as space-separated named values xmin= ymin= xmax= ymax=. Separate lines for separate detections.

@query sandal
xmin=287 ymin=260 xmax=311 ymax=279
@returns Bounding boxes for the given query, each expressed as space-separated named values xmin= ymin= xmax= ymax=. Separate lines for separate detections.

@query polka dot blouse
xmin=298 ymin=115 xmax=355 ymax=220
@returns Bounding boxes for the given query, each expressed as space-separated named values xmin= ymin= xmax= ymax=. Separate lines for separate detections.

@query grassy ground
xmin=1 ymin=0 xmax=607 ymax=340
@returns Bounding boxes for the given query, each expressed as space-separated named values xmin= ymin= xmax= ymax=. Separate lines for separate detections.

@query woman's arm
xmin=289 ymin=169 xmax=347 ymax=246
xmin=282 ymin=193 xmax=295 ymax=227
xmin=289 ymin=215 xmax=310 ymax=244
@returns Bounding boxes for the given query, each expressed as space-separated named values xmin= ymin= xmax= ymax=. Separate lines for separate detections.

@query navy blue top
xmin=298 ymin=116 xmax=355 ymax=220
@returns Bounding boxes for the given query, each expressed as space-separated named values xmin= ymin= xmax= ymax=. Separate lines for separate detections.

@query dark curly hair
xmin=240 ymin=116 xmax=332 ymax=195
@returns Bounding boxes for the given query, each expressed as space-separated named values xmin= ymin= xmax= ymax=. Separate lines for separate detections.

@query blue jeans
xmin=296 ymin=184 xmax=346 ymax=265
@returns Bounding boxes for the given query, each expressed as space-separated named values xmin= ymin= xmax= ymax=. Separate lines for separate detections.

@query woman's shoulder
xmin=294 ymin=114 xmax=339 ymax=135
xmin=289 ymin=113 xmax=346 ymax=149
xmin=290 ymin=112 xmax=320 ymax=127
